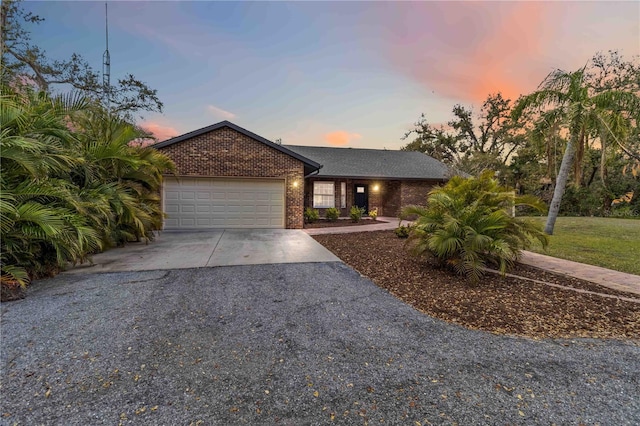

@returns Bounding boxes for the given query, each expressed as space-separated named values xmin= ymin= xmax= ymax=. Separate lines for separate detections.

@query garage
xmin=163 ymin=177 xmax=285 ymax=229
xmin=153 ymin=121 xmax=321 ymax=229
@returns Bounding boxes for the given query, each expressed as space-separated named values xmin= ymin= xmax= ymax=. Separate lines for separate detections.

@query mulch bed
xmin=304 ymin=219 xmax=387 ymax=229
xmin=313 ymin=230 xmax=640 ymax=340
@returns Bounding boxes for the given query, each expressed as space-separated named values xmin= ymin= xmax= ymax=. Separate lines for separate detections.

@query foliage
xmin=527 ymin=217 xmax=640 ymax=275
xmin=401 ymin=171 xmax=548 ymax=282
xmin=0 ymin=85 xmax=175 ymax=299
xmin=402 ymin=93 xmax=527 ymax=175
xmin=304 ymin=207 xmax=319 ymax=223
xmin=350 ymin=206 xmax=364 ymax=222
xmin=512 ymin=58 xmax=640 ymax=234
xmin=394 ymin=225 xmax=412 ymax=239
xmin=559 ymin=185 xmax=603 ymax=216
xmin=0 ymin=0 xmax=162 ymax=120
xmin=368 ymin=208 xmax=378 ymax=220
xmin=609 ymin=205 xmax=637 ymax=218
xmin=325 ymin=207 xmax=339 ymax=222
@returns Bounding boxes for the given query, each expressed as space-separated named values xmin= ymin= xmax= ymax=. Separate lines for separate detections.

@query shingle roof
xmin=152 ymin=121 xmax=322 ymax=174
xmin=284 ymin=145 xmax=451 ymax=180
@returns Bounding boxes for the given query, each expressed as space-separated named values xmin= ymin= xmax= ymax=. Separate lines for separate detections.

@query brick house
xmin=154 ymin=121 xmax=451 ymax=230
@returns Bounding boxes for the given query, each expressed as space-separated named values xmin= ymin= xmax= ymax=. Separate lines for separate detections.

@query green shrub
xmin=401 ymin=170 xmax=548 ymax=282
xmin=369 ymin=208 xmax=378 ymax=220
xmin=350 ymin=205 xmax=364 ymax=222
xmin=304 ymin=207 xmax=320 ymax=223
xmin=394 ymin=225 xmax=412 ymax=238
xmin=325 ymin=207 xmax=340 ymax=222
xmin=560 ymin=185 xmax=602 ymax=216
xmin=609 ymin=205 xmax=638 ymax=218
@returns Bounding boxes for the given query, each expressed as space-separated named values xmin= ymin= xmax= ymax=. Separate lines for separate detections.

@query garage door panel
xmin=163 ymin=178 xmax=285 ymax=229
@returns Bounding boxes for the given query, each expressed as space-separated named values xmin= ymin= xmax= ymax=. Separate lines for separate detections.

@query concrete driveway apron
xmin=66 ymin=229 xmax=340 ymax=274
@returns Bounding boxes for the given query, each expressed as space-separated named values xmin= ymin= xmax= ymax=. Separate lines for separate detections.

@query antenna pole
xmin=102 ymin=2 xmax=111 ymax=112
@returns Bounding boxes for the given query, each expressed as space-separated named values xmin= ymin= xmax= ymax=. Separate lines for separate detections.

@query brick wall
xmin=304 ymin=178 xmax=437 ymax=218
xmin=400 ymin=181 xmax=438 ymax=208
xmin=158 ymin=127 xmax=305 ymax=229
xmin=381 ymin=180 xmax=402 ymax=217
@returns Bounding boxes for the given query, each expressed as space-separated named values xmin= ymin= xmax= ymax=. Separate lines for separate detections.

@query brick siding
xmin=305 ymin=178 xmax=440 ymax=219
xmin=158 ymin=127 xmax=305 ymax=229
xmin=400 ymin=181 xmax=438 ymax=207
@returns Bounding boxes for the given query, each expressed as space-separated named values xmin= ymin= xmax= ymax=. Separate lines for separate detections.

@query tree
xmin=401 ymin=171 xmax=548 ymax=282
xmin=0 ymin=83 xmax=175 ymax=300
xmin=0 ymin=0 xmax=162 ymax=119
xmin=0 ymin=87 xmax=103 ymax=300
xmin=402 ymin=93 xmax=527 ymax=175
xmin=512 ymin=66 xmax=640 ymax=234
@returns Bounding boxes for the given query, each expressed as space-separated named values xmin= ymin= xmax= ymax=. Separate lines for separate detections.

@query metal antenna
xmin=102 ymin=2 xmax=111 ymax=110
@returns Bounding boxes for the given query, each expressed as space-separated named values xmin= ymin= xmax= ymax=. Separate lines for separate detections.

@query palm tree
xmin=70 ymin=107 xmax=175 ymax=246
xmin=0 ymin=87 xmax=101 ymax=298
xmin=512 ymin=67 xmax=639 ymax=234
xmin=402 ymin=171 xmax=548 ymax=282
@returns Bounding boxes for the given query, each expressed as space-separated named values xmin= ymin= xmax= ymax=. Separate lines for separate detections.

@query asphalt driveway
xmin=2 ymin=263 xmax=639 ymax=425
xmin=66 ymin=229 xmax=340 ymax=273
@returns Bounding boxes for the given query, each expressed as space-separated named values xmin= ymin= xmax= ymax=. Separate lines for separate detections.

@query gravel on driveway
xmin=1 ymin=263 xmax=639 ymax=425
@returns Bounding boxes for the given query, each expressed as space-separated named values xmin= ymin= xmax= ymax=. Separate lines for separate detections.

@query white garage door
xmin=163 ymin=177 xmax=285 ymax=229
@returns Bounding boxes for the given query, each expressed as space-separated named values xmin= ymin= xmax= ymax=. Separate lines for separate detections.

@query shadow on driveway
xmin=2 ymin=263 xmax=638 ymax=424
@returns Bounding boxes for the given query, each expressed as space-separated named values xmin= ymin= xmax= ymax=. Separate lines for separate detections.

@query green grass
xmin=524 ymin=217 xmax=640 ymax=275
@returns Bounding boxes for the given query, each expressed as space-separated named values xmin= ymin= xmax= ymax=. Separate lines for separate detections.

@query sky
xmin=21 ymin=1 xmax=640 ymax=149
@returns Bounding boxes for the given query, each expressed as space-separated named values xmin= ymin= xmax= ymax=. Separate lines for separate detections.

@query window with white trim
xmin=340 ymin=182 xmax=346 ymax=208
xmin=313 ymin=181 xmax=335 ymax=208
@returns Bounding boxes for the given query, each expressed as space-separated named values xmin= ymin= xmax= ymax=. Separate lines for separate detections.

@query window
xmin=313 ymin=181 xmax=335 ymax=208
xmin=340 ymin=182 xmax=346 ymax=208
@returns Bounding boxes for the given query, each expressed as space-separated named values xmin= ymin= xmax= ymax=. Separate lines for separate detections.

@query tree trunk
xmin=545 ymin=134 xmax=577 ymax=235
xmin=573 ymin=130 xmax=585 ymax=186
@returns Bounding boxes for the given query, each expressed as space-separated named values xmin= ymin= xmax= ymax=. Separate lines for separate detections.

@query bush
xmin=369 ymin=208 xmax=378 ymax=220
xmin=560 ymin=185 xmax=602 ymax=216
xmin=394 ymin=224 xmax=412 ymax=238
xmin=401 ymin=170 xmax=548 ymax=282
xmin=325 ymin=207 xmax=340 ymax=222
xmin=350 ymin=205 xmax=364 ymax=222
xmin=304 ymin=207 xmax=319 ymax=223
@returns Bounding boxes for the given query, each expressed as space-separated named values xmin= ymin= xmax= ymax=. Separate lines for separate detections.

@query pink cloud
xmin=383 ymin=2 xmax=552 ymax=104
xmin=140 ymin=121 xmax=180 ymax=142
xmin=207 ymin=105 xmax=237 ymax=120
xmin=323 ymin=131 xmax=362 ymax=146
xmin=378 ymin=2 xmax=640 ymax=105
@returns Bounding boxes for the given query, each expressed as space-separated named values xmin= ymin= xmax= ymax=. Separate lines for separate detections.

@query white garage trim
xmin=163 ymin=177 xmax=285 ymax=229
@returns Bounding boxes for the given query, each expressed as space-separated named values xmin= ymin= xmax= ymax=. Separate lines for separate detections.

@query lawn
xmin=525 ymin=217 xmax=640 ymax=275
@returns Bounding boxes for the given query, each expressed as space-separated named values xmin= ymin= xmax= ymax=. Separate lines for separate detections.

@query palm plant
xmin=512 ymin=67 xmax=640 ymax=234
xmin=0 ymin=88 xmax=101 ymax=298
xmin=70 ymin=107 xmax=175 ymax=246
xmin=402 ymin=171 xmax=548 ymax=282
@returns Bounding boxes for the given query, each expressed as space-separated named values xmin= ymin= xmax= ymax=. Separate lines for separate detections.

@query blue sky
xmin=22 ymin=1 xmax=640 ymax=149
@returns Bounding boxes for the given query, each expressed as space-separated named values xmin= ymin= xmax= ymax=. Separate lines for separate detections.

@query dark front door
xmin=353 ymin=184 xmax=369 ymax=214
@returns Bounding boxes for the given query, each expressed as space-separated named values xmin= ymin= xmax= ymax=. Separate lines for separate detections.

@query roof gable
xmin=153 ymin=121 xmax=321 ymax=172
xmin=284 ymin=145 xmax=451 ymax=180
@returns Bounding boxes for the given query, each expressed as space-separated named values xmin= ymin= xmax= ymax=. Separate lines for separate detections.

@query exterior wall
xmin=305 ymin=178 xmax=441 ymax=218
xmin=381 ymin=180 xmax=402 ymax=217
xmin=400 ymin=181 xmax=439 ymax=208
xmin=158 ymin=127 xmax=305 ymax=229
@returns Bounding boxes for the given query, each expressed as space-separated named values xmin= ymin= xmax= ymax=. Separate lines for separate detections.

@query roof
xmin=284 ymin=145 xmax=451 ymax=180
xmin=152 ymin=121 xmax=322 ymax=175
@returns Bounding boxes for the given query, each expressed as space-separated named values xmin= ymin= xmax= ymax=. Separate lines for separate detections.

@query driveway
xmin=1 ymin=264 xmax=638 ymax=425
xmin=67 ymin=229 xmax=340 ymax=273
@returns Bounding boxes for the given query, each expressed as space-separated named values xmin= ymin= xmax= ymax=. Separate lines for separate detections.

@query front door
xmin=353 ymin=184 xmax=369 ymax=214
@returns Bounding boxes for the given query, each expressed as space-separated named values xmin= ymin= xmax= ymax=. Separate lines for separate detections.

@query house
xmin=283 ymin=144 xmax=450 ymax=219
xmin=153 ymin=121 xmax=451 ymax=230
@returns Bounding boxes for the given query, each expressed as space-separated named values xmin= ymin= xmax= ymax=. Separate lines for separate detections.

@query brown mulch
xmin=313 ymin=230 xmax=640 ymax=340
xmin=304 ymin=219 xmax=387 ymax=229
